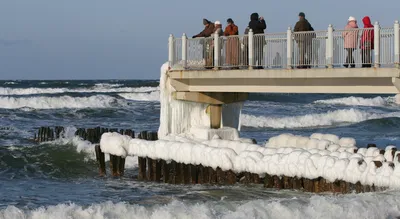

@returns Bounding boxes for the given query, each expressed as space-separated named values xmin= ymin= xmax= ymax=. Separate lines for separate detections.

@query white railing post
xmin=374 ymin=21 xmax=381 ymax=68
xmin=287 ymin=27 xmax=293 ymax=69
xmin=327 ymin=24 xmax=334 ymax=68
xmin=168 ymin=34 xmax=175 ymax=69
xmin=395 ymin=20 xmax=400 ymax=68
xmin=248 ymin=29 xmax=254 ymax=69
xmin=214 ymin=32 xmax=220 ymax=70
xmin=182 ymin=33 xmax=188 ymax=69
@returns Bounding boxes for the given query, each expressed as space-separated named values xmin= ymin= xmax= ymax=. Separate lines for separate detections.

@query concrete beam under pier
xmin=173 ymin=92 xmax=248 ymax=104
xmin=169 ymin=68 xmax=400 ymax=94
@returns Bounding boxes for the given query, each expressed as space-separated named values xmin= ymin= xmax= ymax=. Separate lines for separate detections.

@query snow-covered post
xmin=182 ymin=33 xmax=188 ymax=69
xmin=374 ymin=21 xmax=381 ymax=68
xmin=394 ymin=20 xmax=400 ymax=68
xmin=213 ymin=32 xmax=220 ymax=70
xmin=327 ymin=25 xmax=334 ymax=68
xmin=248 ymin=29 xmax=254 ymax=69
xmin=287 ymin=27 xmax=293 ymax=69
xmin=168 ymin=34 xmax=175 ymax=69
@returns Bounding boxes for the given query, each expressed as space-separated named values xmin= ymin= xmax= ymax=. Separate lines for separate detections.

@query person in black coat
xmin=248 ymin=13 xmax=267 ymax=69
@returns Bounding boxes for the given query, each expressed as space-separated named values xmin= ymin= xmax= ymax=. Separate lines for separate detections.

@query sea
xmin=1 ymin=80 xmax=400 ymax=219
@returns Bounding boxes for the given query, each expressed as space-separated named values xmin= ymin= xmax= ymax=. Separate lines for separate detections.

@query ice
xmin=100 ymin=131 xmax=400 ymax=188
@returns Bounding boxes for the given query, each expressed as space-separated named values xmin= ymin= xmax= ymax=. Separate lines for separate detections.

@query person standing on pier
xmin=248 ymin=13 xmax=267 ymax=69
xmin=343 ymin=16 xmax=359 ymax=68
xmin=224 ymin=18 xmax=239 ymax=68
xmin=294 ymin=12 xmax=314 ymax=69
xmin=360 ymin=16 xmax=374 ymax=68
xmin=193 ymin=19 xmax=215 ymax=69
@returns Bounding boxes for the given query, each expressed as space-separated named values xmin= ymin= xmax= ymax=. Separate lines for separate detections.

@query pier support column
xmin=210 ymin=104 xmax=222 ymax=129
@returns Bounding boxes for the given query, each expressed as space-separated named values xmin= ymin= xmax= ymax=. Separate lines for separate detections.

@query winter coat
xmin=214 ymin=24 xmax=224 ymax=36
xmin=294 ymin=18 xmax=313 ymax=32
xmin=224 ymin=24 xmax=239 ymax=36
xmin=343 ymin=21 xmax=359 ymax=49
xmin=248 ymin=13 xmax=266 ymax=34
xmin=193 ymin=23 xmax=215 ymax=38
xmin=360 ymin=16 xmax=374 ymax=50
xmin=294 ymin=18 xmax=314 ymax=43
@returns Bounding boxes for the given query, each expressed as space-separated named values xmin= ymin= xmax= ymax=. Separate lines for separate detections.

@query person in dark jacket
xmin=193 ymin=19 xmax=215 ymax=69
xmin=294 ymin=12 xmax=314 ymax=69
xmin=248 ymin=13 xmax=267 ymax=69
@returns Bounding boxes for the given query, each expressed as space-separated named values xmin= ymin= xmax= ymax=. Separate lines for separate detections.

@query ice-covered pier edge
xmin=158 ymin=62 xmax=246 ymax=141
xmin=100 ymin=63 xmax=400 ymax=190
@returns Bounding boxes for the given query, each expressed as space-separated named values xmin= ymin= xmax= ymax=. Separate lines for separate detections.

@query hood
xmin=362 ymin=16 xmax=373 ymax=28
xmin=251 ymin=13 xmax=259 ymax=21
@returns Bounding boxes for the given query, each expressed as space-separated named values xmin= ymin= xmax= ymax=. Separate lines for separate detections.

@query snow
xmin=100 ymin=131 xmax=400 ymax=189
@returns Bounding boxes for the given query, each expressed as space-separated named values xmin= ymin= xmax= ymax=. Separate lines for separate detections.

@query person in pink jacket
xmin=342 ymin=16 xmax=359 ymax=68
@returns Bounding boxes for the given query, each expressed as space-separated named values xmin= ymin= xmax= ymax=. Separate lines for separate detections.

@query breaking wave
xmin=0 ymin=86 xmax=159 ymax=96
xmin=0 ymin=95 xmax=126 ymax=109
xmin=1 ymin=193 xmax=400 ymax=219
xmin=314 ymin=95 xmax=400 ymax=106
xmin=241 ymin=108 xmax=400 ymax=129
xmin=118 ymin=91 xmax=160 ymax=102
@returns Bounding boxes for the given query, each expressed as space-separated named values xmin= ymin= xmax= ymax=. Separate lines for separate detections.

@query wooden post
xmin=161 ymin=160 xmax=169 ymax=183
xmin=169 ymin=161 xmax=178 ymax=184
xmin=118 ymin=157 xmax=125 ymax=177
xmin=216 ymin=168 xmax=225 ymax=184
xmin=273 ymin=176 xmax=283 ymax=190
xmin=189 ymin=164 xmax=197 ymax=184
xmin=292 ymin=177 xmax=302 ymax=190
xmin=183 ymin=164 xmax=191 ymax=184
xmin=95 ymin=145 xmax=106 ymax=176
xmin=147 ymin=158 xmax=154 ymax=181
xmin=209 ymin=105 xmax=222 ymax=129
xmin=208 ymin=167 xmax=217 ymax=184
xmin=137 ymin=131 xmax=147 ymax=181
xmin=197 ymin=165 xmax=204 ymax=184
xmin=264 ymin=174 xmax=274 ymax=188
xmin=226 ymin=170 xmax=236 ymax=185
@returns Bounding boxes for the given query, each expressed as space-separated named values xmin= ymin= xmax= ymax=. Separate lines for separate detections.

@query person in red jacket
xmin=360 ymin=16 xmax=374 ymax=68
xmin=224 ymin=18 xmax=239 ymax=68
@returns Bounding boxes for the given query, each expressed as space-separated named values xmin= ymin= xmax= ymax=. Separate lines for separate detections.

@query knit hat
xmin=299 ymin=12 xmax=305 ymax=17
xmin=203 ymin=19 xmax=210 ymax=25
xmin=215 ymin=21 xmax=221 ymax=25
xmin=227 ymin=18 xmax=234 ymax=24
xmin=348 ymin=16 xmax=356 ymax=22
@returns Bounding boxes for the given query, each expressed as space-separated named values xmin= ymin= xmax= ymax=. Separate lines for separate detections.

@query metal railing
xmin=168 ymin=20 xmax=400 ymax=70
xmin=292 ymin=31 xmax=327 ymax=68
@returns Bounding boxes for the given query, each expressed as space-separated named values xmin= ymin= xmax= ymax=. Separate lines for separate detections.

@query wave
xmin=0 ymin=95 xmax=126 ymax=109
xmin=0 ymin=86 xmax=159 ymax=96
xmin=1 ymin=193 xmax=400 ymax=219
xmin=3 ymin=81 xmax=18 ymax=85
xmin=118 ymin=91 xmax=160 ymax=102
xmin=0 ymin=127 xmax=137 ymax=180
xmin=241 ymin=108 xmax=400 ymax=129
xmin=94 ymin=83 xmax=124 ymax=88
xmin=314 ymin=95 xmax=399 ymax=106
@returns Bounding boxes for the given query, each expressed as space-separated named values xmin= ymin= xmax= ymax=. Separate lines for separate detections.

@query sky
xmin=0 ymin=0 xmax=399 ymax=80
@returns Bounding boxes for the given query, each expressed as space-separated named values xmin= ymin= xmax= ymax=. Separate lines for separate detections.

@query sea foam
xmin=1 ymin=194 xmax=400 ymax=219
xmin=0 ymin=95 xmax=126 ymax=109
xmin=240 ymin=108 xmax=400 ymax=129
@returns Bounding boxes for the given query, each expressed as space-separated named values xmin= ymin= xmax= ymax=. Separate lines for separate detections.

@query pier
xmin=167 ymin=21 xmax=400 ymax=129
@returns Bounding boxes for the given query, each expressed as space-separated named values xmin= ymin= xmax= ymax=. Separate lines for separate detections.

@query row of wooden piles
xmin=34 ymin=126 xmax=387 ymax=193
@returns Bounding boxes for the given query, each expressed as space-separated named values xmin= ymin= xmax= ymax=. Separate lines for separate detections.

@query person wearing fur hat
xmin=343 ymin=16 xmax=359 ymax=68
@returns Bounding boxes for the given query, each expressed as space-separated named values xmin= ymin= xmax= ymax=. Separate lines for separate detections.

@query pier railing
xmin=169 ymin=21 xmax=400 ymax=70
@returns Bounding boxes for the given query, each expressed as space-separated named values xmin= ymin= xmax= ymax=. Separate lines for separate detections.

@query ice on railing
xmin=100 ymin=131 xmax=400 ymax=188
